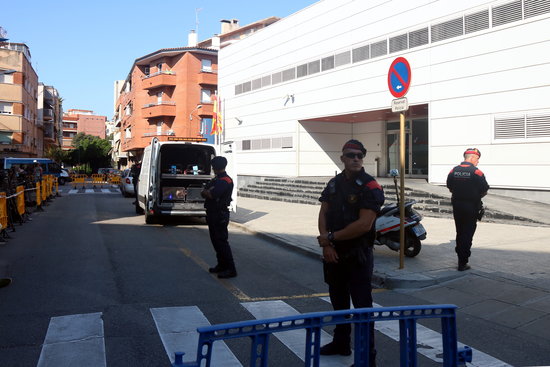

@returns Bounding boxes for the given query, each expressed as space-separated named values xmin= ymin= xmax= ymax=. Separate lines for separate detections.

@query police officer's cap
xmin=342 ymin=139 xmax=367 ymax=155
xmin=464 ymin=148 xmax=481 ymax=158
xmin=211 ymin=156 xmax=227 ymax=170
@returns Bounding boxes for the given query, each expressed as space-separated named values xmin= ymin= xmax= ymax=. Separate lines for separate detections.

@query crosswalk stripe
xmin=66 ymin=189 xmax=119 ymax=195
xmin=241 ymin=300 xmax=353 ymax=366
xmin=320 ymin=297 xmax=511 ymax=367
xmin=37 ymin=312 xmax=106 ymax=367
xmin=150 ymin=306 xmax=241 ymax=366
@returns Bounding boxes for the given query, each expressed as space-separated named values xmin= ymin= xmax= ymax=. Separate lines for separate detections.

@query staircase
xmin=238 ymin=177 xmax=543 ymax=225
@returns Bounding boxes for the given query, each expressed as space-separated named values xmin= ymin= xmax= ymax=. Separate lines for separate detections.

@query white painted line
xmin=242 ymin=300 xmax=352 ymax=367
xmin=320 ymin=297 xmax=511 ymax=367
xmin=101 ymin=189 xmax=111 ymax=194
xmin=150 ymin=306 xmax=241 ymax=366
xmin=68 ymin=189 xmax=78 ymax=195
xmin=85 ymin=189 xmax=94 ymax=194
xmin=37 ymin=312 xmax=106 ymax=367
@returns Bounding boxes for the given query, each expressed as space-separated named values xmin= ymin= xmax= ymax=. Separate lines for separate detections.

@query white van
xmin=136 ymin=138 xmax=236 ymax=224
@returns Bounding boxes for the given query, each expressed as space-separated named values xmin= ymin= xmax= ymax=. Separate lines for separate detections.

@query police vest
xmin=446 ymin=162 xmax=489 ymax=202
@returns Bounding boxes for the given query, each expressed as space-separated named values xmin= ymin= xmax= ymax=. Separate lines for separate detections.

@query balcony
xmin=142 ymin=71 xmax=177 ymax=90
xmin=142 ymin=101 xmax=176 ymax=119
xmin=198 ymin=71 xmax=217 ymax=86
xmin=43 ymin=108 xmax=54 ymax=121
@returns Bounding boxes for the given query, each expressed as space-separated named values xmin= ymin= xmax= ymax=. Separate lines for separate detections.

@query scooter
xmin=374 ymin=169 xmax=426 ymax=257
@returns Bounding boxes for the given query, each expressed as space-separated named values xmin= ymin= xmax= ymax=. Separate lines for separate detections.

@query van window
xmin=159 ymin=145 xmax=214 ymax=175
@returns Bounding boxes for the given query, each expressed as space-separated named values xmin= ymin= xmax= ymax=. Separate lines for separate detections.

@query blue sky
xmin=1 ymin=0 xmax=318 ymax=120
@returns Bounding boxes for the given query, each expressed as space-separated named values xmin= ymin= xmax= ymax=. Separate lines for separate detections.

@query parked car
xmin=98 ymin=168 xmax=121 ymax=176
xmin=119 ymin=169 xmax=135 ymax=197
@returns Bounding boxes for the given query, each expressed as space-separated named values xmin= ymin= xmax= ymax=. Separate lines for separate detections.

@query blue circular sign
xmin=388 ymin=57 xmax=411 ymax=98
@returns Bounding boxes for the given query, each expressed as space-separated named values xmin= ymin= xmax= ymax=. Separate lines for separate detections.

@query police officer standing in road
xmin=447 ymin=148 xmax=489 ymax=271
xmin=201 ymin=156 xmax=237 ymax=279
xmin=317 ymin=139 xmax=385 ymax=366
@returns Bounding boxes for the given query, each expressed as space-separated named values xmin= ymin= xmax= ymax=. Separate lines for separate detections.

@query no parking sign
xmin=388 ymin=57 xmax=411 ymax=98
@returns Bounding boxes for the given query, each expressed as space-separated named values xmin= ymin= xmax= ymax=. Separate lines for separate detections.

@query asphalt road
xmin=0 ymin=189 xmax=548 ymax=366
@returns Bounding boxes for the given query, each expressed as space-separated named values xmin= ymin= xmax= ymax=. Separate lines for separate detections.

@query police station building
xmin=218 ymin=0 xmax=550 ymax=197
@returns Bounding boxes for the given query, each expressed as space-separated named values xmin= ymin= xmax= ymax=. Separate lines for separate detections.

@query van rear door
xmin=146 ymin=137 xmax=161 ymax=212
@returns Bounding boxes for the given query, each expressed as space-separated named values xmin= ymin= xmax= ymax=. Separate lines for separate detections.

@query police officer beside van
xmin=201 ymin=156 xmax=237 ymax=279
xmin=447 ymin=148 xmax=489 ymax=271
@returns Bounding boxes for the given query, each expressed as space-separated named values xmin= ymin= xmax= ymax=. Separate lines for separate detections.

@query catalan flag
xmin=211 ymin=94 xmax=222 ymax=135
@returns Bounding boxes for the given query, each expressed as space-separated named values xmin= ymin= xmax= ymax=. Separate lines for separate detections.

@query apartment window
xmin=0 ymin=73 xmax=14 ymax=84
xmin=157 ymin=92 xmax=163 ymax=104
xmin=0 ymin=102 xmax=12 ymax=114
xmin=201 ymin=89 xmax=212 ymax=103
xmin=157 ymin=121 xmax=162 ymax=134
xmin=0 ymin=132 xmax=12 ymax=144
xmin=144 ymin=66 xmax=150 ymax=76
xmin=201 ymin=59 xmax=212 ymax=72
xmin=125 ymin=128 xmax=132 ymax=139
xmin=157 ymin=63 xmax=163 ymax=72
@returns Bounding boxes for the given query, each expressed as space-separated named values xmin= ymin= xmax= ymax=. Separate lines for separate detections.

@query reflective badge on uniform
xmin=347 ymin=194 xmax=358 ymax=204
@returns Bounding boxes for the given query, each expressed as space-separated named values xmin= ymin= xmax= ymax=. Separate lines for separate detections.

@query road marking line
xmin=37 ymin=312 xmax=106 ymax=367
xmin=320 ymin=297 xmax=511 ymax=367
xmin=242 ymin=300 xmax=352 ymax=367
xmin=151 ymin=306 xmax=241 ymax=366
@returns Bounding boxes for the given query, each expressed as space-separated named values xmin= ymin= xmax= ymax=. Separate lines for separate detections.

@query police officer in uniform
xmin=447 ymin=148 xmax=489 ymax=271
xmin=317 ymin=139 xmax=385 ymax=366
xmin=201 ymin=156 xmax=237 ymax=279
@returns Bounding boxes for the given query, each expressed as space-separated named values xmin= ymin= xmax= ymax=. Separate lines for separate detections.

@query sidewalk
xmin=230 ymin=196 xmax=550 ymax=290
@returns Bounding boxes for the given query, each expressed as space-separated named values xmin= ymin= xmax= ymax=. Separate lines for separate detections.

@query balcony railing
xmin=142 ymin=101 xmax=176 ymax=118
xmin=142 ymin=71 xmax=177 ymax=90
xmin=43 ymin=108 xmax=54 ymax=120
xmin=198 ymin=71 xmax=217 ymax=86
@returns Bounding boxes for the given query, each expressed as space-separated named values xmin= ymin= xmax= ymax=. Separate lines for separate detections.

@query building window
xmin=0 ymin=73 xmax=14 ymax=84
xmin=201 ymin=59 xmax=212 ymax=72
xmin=201 ymin=89 xmax=212 ymax=103
xmin=144 ymin=66 xmax=150 ymax=76
xmin=125 ymin=128 xmax=132 ymax=139
xmin=0 ymin=102 xmax=12 ymax=114
xmin=156 ymin=63 xmax=163 ymax=72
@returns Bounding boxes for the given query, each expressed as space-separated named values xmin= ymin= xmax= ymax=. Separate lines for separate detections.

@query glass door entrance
xmin=386 ymin=118 xmax=428 ymax=177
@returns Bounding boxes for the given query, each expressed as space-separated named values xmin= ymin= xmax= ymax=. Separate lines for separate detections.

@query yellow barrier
xmin=72 ymin=174 xmax=86 ymax=189
xmin=109 ymin=175 xmax=121 ymax=185
xmin=91 ymin=174 xmax=106 ymax=187
xmin=54 ymin=177 xmax=58 ymax=194
xmin=0 ymin=193 xmax=7 ymax=230
xmin=16 ymin=186 xmax=25 ymax=216
xmin=41 ymin=180 xmax=47 ymax=202
xmin=36 ymin=182 xmax=41 ymax=206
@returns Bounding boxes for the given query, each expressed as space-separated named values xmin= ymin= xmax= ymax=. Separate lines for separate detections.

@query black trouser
xmin=323 ymin=245 xmax=376 ymax=363
xmin=452 ymin=200 xmax=478 ymax=265
xmin=206 ymin=210 xmax=235 ymax=271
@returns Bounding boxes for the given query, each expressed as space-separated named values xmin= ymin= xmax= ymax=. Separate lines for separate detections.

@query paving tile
xmin=522 ymin=294 xmax=550 ymax=313
xmin=486 ymin=305 xmax=546 ymax=329
xmin=459 ymin=299 xmax=513 ymax=319
xmin=412 ymin=286 xmax=480 ymax=308
xmin=517 ymin=314 xmax=550 ymax=342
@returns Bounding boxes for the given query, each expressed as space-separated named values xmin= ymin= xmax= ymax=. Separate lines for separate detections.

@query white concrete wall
xmin=219 ymin=0 xmax=550 ymax=190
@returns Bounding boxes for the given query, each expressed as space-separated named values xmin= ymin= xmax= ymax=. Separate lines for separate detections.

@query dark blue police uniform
xmin=319 ymin=168 xmax=385 ymax=362
xmin=204 ymin=172 xmax=236 ymax=273
xmin=446 ymin=161 xmax=489 ymax=267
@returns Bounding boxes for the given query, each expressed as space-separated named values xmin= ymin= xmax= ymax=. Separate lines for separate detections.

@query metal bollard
xmin=172 ymin=352 xmax=185 ymax=366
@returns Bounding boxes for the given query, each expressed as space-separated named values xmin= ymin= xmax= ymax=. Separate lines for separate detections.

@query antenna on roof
xmin=195 ymin=8 xmax=203 ymax=39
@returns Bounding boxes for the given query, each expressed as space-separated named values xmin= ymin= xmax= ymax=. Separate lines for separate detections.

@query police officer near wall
xmin=446 ymin=148 xmax=489 ymax=271
xmin=201 ymin=156 xmax=237 ymax=279
xmin=317 ymin=139 xmax=385 ymax=366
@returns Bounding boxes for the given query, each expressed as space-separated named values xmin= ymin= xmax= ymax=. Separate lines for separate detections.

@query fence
xmin=172 ymin=304 xmax=472 ymax=367
xmin=71 ymin=173 xmax=122 ymax=188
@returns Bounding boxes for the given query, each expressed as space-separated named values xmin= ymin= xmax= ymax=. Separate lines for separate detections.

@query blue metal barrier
xmin=173 ymin=304 xmax=473 ymax=367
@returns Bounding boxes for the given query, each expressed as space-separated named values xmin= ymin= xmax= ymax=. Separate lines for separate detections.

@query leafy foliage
xmin=69 ymin=133 xmax=112 ymax=173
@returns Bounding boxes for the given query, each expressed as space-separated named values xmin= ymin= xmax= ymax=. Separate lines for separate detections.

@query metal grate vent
xmin=431 ymin=17 xmax=464 ymax=42
xmin=261 ymin=75 xmax=271 ymax=87
xmin=308 ymin=60 xmax=321 ymax=75
xmin=282 ymin=68 xmax=296 ymax=82
xmin=321 ymin=56 xmax=335 ymax=71
xmin=495 ymin=116 xmax=526 ymax=139
xmin=370 ymin=40 xmax=387 ymax=58
xmin=352 ymin=45 xmax=370 ymax=63
xmin=251 ymin=78 xmax=262 ymax=90
xmin=526 ymin=114 xmax=550 ymax=137
xmin=272 ymin=72 xmax=282 ymax=84
xmin=389 ymin=34 xmax=408 ymax=53
xmin=297 ymin=63 xmax=308 ymax=78
xmin=242 ymin=81 xmax=252 ymax=93
xmin=335 ymin=51 xmax=351 ymax=67
xmin=408 ymin=28 xmax=429 ymax=48
xmin=524 ymin=0 xmax=550 ymax=18
xmin=235 ymin=84 xmax=243 ymax=95
xmin=492 ymin=0 xmax=523 ymax=27
xmin=465 ymin=10 xmax=489 ymax=34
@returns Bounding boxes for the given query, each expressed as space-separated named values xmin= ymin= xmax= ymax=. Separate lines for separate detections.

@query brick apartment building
xmin=62 ymin=109 xmax=106 ymax=150
xmin=113 ymin=18 xmax=280 ymax=166
xmin=0 ymin=42 xmax=40 ymax=157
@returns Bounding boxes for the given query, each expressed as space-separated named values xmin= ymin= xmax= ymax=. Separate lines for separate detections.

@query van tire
xmin=145 ymin=211 xmax=156 ymax=224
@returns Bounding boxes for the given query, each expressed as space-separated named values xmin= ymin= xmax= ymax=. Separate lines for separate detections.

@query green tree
xmin=44 ymin=145 xmax=69 ymax=163
xmin=69 ymin=133 xmax=112 ymax=173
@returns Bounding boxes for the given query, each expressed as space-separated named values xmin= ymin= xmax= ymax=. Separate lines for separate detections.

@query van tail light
xmin=125 ymin=178 xmax=131 ymax=184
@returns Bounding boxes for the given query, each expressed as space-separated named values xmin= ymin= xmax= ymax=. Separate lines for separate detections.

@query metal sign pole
xmin=399 ymin=112 xmax=405 ymax=269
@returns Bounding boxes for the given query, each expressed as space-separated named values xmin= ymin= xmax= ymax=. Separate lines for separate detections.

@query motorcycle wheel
xmin=404 ymin=231 xmax=422 ymax=257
